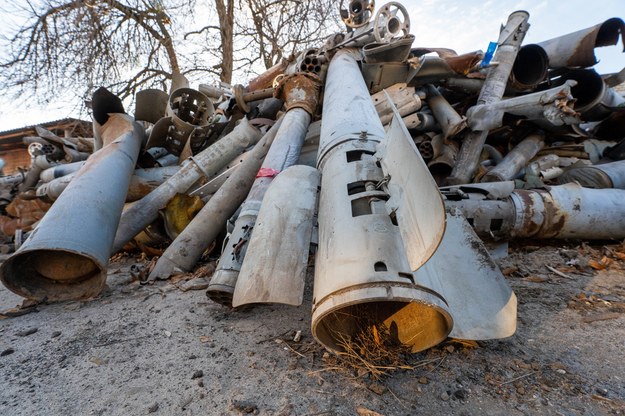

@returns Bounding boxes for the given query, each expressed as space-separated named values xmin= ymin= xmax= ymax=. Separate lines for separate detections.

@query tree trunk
xmin=215 ymin=0 xmax=234 ymax=84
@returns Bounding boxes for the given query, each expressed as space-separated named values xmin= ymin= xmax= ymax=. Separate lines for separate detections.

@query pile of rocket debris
xmin=1 ymin=1 xmax=624 ymax=354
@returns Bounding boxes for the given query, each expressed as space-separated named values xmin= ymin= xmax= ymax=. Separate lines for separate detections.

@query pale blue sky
xmin=0 ymin=0 xmax=623 ymax=131
xmin=405 ymin=0 xmax=623 ymax=74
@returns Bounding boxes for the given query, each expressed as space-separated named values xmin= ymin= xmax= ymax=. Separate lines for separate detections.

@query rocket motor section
xmin=312 ymin=50 xmax=452 ymax=354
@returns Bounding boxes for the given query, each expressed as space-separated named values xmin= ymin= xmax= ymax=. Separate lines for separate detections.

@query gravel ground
xmin=1 ymin=241 xmax=624 ymax=415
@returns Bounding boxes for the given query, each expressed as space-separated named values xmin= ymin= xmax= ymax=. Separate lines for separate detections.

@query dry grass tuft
xmin=333 ymin=324 xmax=414 ymax=380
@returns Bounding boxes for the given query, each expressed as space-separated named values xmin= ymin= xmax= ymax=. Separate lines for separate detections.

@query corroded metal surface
xmin=273 ymin=73 xmax=322 ymax=115
xmin=537 ymin=18 xmax=625 ymax=68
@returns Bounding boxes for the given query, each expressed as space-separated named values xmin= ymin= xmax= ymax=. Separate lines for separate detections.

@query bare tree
xmin=0 ymin=0 xmax=340 ymax=107
xmin=183 ymin=0 xmax=235 ymax=84
xmin=0 ymin=0 xmax=195 ymax=102
xmin=237 ymin=0 xmax=340 ymax=72
xmin=172 ymin=0 xmax=342 ymax=84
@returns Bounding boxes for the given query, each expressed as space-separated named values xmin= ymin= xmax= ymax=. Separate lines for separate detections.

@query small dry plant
xmin=324 ymin=311 xmax=414 ymax=380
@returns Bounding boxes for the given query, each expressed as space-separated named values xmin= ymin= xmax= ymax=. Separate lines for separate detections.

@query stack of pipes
xmin=1 ymin=1 xmax=624 ymax=355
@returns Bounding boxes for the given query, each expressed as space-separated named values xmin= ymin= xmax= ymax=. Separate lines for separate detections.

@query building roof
xmin=0 ymin=118 xmax=92 ymax=153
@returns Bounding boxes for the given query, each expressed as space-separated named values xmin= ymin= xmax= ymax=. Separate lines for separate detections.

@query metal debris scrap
xmin=1 ymin=2 xmax=624 ymax=356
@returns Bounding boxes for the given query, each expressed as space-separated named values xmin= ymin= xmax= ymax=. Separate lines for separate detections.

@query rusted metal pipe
xmin=0 ymin=115 xmax=144 ymax=301
xmin=481 ymin=132 xmax=545 ymax=182
xmin=537 ymin=18 xmax=625 ymax=68
xmin=559 ymin=69 xmax=625 ymax=122
xmin=558 ymin=159 xmax=625 ymax=189
xmin=446 ymin=182 xmax=625 ymax=239
xmin=112 ymin=118 xmax=262 ymax=253
xmin=247 ymin=58 xmax=290 ymax=91
xmin=447 ymin=11 xmax=530 ymax=185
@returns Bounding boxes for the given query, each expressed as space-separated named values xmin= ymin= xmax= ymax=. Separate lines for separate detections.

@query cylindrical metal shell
xmin=312 ymin=50 xmax=452 ymax=354
xmin=527 ymin=185 xmax=625 ymax=239
xmin=537 ymin=18 xmax=625 ymax=68
xmin=448 ymin=11 xmax=530 ymax=185
xmin=207 ymin=73 xmax=321 ymax=303
xmin=312 ymin=140 xmax=452 ymax=353
xmin=0 ymin=116 xmax=144 ymax=301
xmin=317 ymin=51 xmax=385 ymax=166
xmin=424 ymin=84 xmax=467 ymax=138
xmin=481 ymin=133 xmax=545 ymax=182
xmin=37 ymin=165 xmax=179 ymax=202
xmin=39 ymin=161 xmax=85 ymax=182
xmin=449 ymin=184 xmax=625 ymax=240
xmin=510 ymin=44 xmax=548 ymax=90
xmin=112 ymin=119 xmax=261 ymax=252
xmin=207 ymin=108 xmax=312 ymax=305
xmin=232 ymin=165 xmax=320 ymax=307
xmin=558 ymin=160 xmax=625 ymax=189
xmin=147 ymin=122 xmax=279 ymax=280
xmin=560 ymin=69 xmax=625 ymax=122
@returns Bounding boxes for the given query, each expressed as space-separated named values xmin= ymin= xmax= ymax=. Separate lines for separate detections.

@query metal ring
xmin=373 ymin=2 xmax=410 ymax=43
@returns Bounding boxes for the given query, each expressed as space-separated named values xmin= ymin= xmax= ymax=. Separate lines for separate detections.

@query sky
xmin=0 ymin=0 xmax=623 ymax=132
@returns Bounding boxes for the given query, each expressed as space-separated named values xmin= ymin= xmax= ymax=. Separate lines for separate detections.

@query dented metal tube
xmin=537 ymin=18 xmax=625 ymax=68
xmin=481 ymin=132 xmax=545 ymax=182
xmin=312 ymin=50 xmax=452 ymax=354
xmin=466 ymin=81 xmax=579 ymax=132
xmin=112 ymin=119 xmax=261 ymax=253
xmin=148 ymin=121 xmax=281 ymax=280
xmin=448 ymin=11 xmax=530 ymax=185
xmin=0 ymin=115 xmax=144 ymax=301
xmin=447 ymin=183 xmax=625 ymax=240
xmin=208 ymin=108 xmax=312 ymax=305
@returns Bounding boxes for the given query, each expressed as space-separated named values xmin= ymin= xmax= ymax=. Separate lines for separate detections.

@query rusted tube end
xmin=0 ymin=249 xmax=105 ymax=301
xmin=560 ymin=69 xmax=607 ymax=120
xmin=557 ymin=166 xmax=613 ymax=188
xmin=273 ymin=73 xmax=322 ymax=115
xmin=511 ymin=44 xmax=548 ymax=90
xmin=312 ymin=284 xmax=452 ymax=354
xmin=481 ymin=171 xmax=507 ymax=183
xmin=206 ymin=269 xmax=238 ymax=307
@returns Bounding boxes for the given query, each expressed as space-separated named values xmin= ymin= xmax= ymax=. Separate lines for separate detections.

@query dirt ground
xmin=1 ymin=240 xmax=624 ymax=416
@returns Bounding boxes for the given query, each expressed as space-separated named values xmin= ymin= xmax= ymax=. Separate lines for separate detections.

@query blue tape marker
xmin=481 ymin=41 xmax=498 ymax=67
